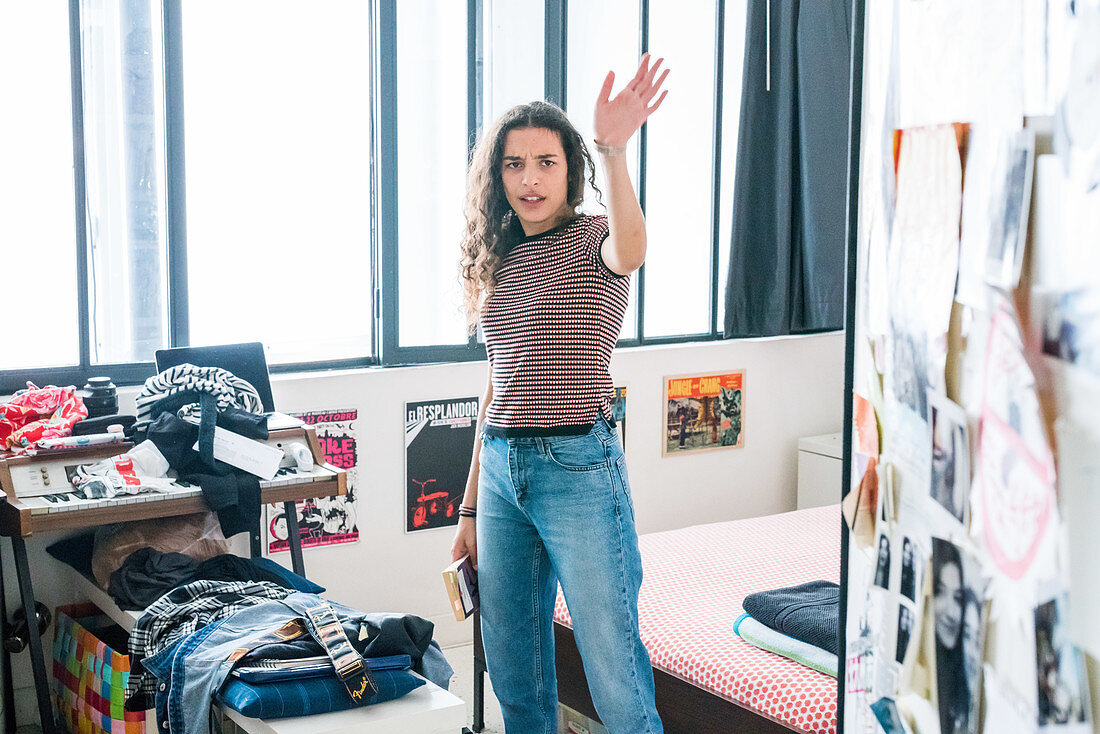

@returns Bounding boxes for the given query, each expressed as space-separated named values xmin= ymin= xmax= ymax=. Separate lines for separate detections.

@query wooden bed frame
xmin=469 ymin=612 xmax=798 ymax=733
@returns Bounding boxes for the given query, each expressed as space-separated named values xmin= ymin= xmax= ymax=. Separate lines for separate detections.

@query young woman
xmin=452 ymin=54 xmax=668 ymax=734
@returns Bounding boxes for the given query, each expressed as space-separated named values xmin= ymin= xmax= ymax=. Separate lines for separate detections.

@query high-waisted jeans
xmin=476 ymin=416 xmax=663 ymax=734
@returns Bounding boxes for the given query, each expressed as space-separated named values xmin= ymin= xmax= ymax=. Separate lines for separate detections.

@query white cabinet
xmin=797 ymin=433 xmax=842 ymax=509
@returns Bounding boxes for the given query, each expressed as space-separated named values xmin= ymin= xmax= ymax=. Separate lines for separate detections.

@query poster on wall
xmin=266 ymin=409 xmax=360 ymax=554
xmin=662 ymin=370 xmax=745 ymax=456
xmin=405 ymin=397 xmax=479 ymax=533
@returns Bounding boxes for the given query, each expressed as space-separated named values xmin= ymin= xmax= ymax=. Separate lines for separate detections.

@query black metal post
xmin=838 ymin=0 xmax=866 ymax=731
xmin=283 ymin=501 xmax=306 ymax=577
xmin=10 ymin=539 xmax=58 ymax=734
xmin=0 ymin=534 xmax=15 ymax=734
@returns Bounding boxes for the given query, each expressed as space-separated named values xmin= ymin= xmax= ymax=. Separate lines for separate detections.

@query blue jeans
xmin=476 ymin=417 xmax=662 ymax=734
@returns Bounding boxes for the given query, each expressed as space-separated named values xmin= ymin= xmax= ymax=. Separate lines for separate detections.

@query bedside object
xmin=797 ymin=433 xmax=842 ymax=509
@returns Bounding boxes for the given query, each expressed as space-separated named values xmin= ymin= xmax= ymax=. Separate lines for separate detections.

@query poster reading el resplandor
xmin=405 ymin=397 xmax=479 ymax=533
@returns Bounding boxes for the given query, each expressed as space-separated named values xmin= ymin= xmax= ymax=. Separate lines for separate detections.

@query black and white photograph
xmin=932 ymin=537 xmax=985 ymax=734
xmin=1035 ymin=596 xmax=1094 ymax=732
xmin=985 ymin=128 xmax=1035 ymax=290
xmin=1037 ymin=288 xmax=1100 ymax=380
xmin=895 ymin=605 xmax=913 ymax=665
xmin=873 ymin=531 xmax=892 ymax=589
xmin=870 ymin=696 xmax=911 ymax=734
xmin=900 ymin=536 xmax=920 ymax=601
xmin=929 ymin=392 xmax=970 ymax=526
xmin=886 ymin=325 xmax=930 ymax=419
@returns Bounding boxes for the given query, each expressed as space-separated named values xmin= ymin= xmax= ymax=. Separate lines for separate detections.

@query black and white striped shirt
xmin=481 ymin=214 xmax=629 ymax=437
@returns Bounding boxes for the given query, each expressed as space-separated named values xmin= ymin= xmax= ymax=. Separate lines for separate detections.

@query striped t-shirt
xmin=481 ymin=214 xmax=630 ymax=437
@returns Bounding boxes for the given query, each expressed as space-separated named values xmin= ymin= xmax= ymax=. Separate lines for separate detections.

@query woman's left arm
xmin=593 ymin=53 xmax=669 ymax=276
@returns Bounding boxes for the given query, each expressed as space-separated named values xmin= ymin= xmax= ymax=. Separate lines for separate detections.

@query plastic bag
xmin=92 ymin=511 xmax=229 ymax=588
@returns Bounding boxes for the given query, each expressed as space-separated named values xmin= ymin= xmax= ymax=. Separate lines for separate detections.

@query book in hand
xmin=442 ymin=554 xmax=479 ymax=621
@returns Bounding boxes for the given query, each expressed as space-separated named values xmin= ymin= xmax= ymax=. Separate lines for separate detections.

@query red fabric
xmin=0 ymin=383 xmax=87 ymax=450
xmin=554 ymin=505 xmax=840 ymax=734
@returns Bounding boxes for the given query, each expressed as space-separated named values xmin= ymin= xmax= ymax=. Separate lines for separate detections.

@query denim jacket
xmin=141 ymin=592 xmax=453 ymax=734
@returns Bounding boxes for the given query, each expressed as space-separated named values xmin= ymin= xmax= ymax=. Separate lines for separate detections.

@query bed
xmin=470 ymin=505 xmax=840 ymax=733
xmin=552 ymin=504 xmax=841 ymax=734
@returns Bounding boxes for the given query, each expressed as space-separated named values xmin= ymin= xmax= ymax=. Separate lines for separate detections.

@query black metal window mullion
xmin=163 ymin=0 xmax=189 ymax=350
xmin=709 ymin=0 xmax=725 ymax=337
xmin=69 ymin=0 xmax=91 ymax=371
xmin=467 ymin=0 xmax=483 ymax=352
xmin=376 ymin=0 xmax=399 ymax=365
xmin=635 ymin=0 xmax=649 ymax=345
xmin=544 ymin=0 xmax=567 ymax=107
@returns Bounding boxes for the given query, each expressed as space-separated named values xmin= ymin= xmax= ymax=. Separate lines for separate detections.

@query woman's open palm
xmin=594 ymin=53 xmax=669 ymax=148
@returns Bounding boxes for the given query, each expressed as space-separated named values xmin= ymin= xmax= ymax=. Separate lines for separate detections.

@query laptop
xmin=154 ymin=342 xmax=276 ymax=413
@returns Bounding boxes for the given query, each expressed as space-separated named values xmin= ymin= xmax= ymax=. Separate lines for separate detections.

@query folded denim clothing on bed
xmin=218 ymin=668 xmax=425 ymax=718
xmin=741 ymin=579 xmax=839 ymax=654
xmin=733 ymin=612 xmax=837 ymax=677
xmin=232 ymin=653 xmax=413 ymax=684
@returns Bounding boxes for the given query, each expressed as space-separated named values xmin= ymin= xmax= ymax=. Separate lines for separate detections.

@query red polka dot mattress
xmin=554 ymin=504 xmax=840 ymax=734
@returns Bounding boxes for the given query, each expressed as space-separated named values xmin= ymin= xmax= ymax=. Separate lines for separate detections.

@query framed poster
xmin=266 ymin=409 xmax=359 ymax=554
xmin=405 ymin=397 xmax=479 ymax=533
xmin=662 ymin=370 xmax=745 ymax=456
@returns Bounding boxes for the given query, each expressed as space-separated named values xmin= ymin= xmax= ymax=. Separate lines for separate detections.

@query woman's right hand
xmin=451 ymin=516 xmax=478 ymax=571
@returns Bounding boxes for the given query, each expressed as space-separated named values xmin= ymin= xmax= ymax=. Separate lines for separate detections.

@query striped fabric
xmin=125 ymin=580 xmax=291 ymax=706
xmin=481 ymin=214 xmax=629 ymax=436
xmin=135 ymin=364 xmax=263 ymax=424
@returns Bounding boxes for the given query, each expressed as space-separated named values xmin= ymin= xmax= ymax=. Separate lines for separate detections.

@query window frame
xmin=2 ymin=0 xmax=743 ymax=396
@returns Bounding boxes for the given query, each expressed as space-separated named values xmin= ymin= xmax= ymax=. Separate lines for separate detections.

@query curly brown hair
xmin=459 ymin=100 xmax=602 ymax=334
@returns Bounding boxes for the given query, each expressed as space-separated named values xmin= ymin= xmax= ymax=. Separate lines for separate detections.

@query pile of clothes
xmin=129 ymin=582 xmax=452 ymax=733
xmin=49 ymin=531 xmax=452 ymax=734
xmin=733 ymin=580 xmax=839 ymax=677
xmin=0 ymin=383 xmax=88 ymax=452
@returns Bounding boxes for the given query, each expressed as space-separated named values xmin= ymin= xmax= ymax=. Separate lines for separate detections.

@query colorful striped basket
xmin=52 ymin=603 xmax=145 ymax=734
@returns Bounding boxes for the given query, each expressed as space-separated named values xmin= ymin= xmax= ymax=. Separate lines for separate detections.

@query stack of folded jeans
xmin=733 ymin=580 xmax=839 ymax=677
xmin=128 ymin=585 xmax=453 ymax=734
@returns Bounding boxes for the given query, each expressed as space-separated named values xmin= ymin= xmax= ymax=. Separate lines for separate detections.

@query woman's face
xmin=500 ymin=127 xmax=570 ymax=236
xmin=935 ymin=560 xmax=964 ymax=648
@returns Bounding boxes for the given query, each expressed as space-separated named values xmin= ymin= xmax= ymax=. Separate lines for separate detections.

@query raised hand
xmin=594 ymin=52 xmax=670 ymax=148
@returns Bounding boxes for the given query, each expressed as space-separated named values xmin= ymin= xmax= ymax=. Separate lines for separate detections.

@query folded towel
xmin=733 ymin=612 xmax=838 ymax=677
xmin=742 ymin=580 xmax=839 ymax=653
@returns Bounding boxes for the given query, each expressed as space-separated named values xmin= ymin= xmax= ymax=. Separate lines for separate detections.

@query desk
xmin=0 ymin=427 xmax=345 ymax=734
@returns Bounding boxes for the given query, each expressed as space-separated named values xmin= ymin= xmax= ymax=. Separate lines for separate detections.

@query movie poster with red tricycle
xmin=405 ymin=397 xmax=479 ymax=533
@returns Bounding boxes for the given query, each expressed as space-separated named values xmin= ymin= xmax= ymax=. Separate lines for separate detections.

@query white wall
xmin=3 ymin=332 xmax=844 ymax=724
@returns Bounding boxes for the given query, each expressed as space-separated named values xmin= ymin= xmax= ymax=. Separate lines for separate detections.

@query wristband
xmin=458 ymin=504 xmax=477 ymax=518
xmin=594 ymin=140 xmax=626 ymax=157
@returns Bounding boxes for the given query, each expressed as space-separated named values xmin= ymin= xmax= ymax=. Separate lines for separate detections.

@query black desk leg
xmin=283 ymin=501 xmax=306 ymax=577
xmin=0 ymin=542 xmax=15 ymax=734
xmin=10 ymin=538 xmax=58 ymax=734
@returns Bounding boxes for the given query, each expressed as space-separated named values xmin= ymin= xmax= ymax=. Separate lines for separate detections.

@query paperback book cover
xmin=442 ymin=554 xmax=479 ymax=621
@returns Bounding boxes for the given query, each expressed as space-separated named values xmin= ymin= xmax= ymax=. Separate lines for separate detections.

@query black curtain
xmin=723 ymin=0 xmax=851 ymax=337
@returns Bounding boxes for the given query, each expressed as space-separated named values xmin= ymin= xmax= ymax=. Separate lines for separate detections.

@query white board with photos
xmin=842 ymin=1 xmax=1099 ymax=732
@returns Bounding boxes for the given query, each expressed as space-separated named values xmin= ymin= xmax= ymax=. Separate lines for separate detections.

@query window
xmin=395 ymin=0 xmax=470 ymax=349
xmin=642 ymin=0 xmax=718 ymax=338
xmin=180 ymin=0 xmax=373 ymax=365
xmin=0 ymin=2 xmax=80 ymax=372
xmin=81 ymin=0 xmax=171 ymax=365
xmin=1 ymin=0 xmax=751 ymax=393
xmin=566 ymin=0 xmax=641 ymax=342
